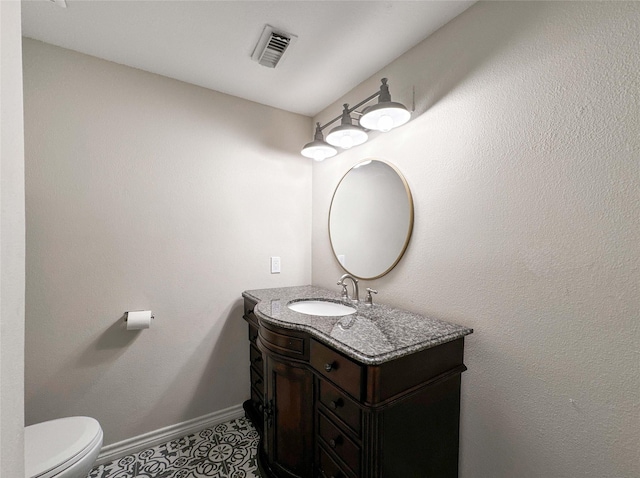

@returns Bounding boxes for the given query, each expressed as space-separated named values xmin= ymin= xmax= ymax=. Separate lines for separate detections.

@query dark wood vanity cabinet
xmin=242 ymin=296 xmax=467 ymax=478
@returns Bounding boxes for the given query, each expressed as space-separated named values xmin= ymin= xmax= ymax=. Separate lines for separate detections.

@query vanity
xmin=241 ymin=285 xmax=473 ymax=478
xmin=242 ymin=159 xmax=472 ymax=476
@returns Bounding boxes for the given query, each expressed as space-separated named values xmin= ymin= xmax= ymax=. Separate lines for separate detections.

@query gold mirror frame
xmin=328 ymin=159 xmax=414 ymax=280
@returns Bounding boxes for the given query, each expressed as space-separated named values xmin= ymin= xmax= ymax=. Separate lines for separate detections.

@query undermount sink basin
xmin=287 ymin=300 xmax=356 ymax=317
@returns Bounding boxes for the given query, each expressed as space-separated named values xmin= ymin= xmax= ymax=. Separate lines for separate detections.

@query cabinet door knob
xmin=329 ymin=398 xmax=343 ymax=410
xmin=324 ymin=361 xmax=336 ymax=372
xmin=329 ymin=436 xmax=343 ymax=448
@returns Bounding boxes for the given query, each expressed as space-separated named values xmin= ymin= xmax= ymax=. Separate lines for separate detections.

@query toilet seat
xmin=25 ymin=416 xmax=103 ymax=478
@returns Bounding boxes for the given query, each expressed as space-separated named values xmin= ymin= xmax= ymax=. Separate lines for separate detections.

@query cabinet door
xmin=264 ymin=354 xmax=314 ymax=478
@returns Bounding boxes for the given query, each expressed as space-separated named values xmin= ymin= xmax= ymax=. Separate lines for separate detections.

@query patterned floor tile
xmin=89 ymin=417 xmax=260 ymax=478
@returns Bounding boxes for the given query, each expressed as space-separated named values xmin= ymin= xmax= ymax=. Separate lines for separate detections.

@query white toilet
xmin=25 ymin=417 xmax=103 ymax=478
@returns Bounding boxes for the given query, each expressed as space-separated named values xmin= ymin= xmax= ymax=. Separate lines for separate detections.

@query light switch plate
xmin=270 ymin=256 xmax=281 ymax=274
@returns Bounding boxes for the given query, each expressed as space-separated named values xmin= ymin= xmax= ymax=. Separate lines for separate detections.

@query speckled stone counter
xmin=243 ymin=285 xmax=472 ymax=365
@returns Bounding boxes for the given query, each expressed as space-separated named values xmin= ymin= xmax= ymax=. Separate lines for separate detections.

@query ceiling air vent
xmin=251 ymin=25 xmax=297 ymax=68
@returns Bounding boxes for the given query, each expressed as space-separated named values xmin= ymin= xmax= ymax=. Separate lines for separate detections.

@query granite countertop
xmin=243 ymin=285 xmax=473 ymax=365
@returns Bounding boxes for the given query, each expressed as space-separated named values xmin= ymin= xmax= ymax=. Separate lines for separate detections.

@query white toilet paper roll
xmin=126 ymin=310 xmax=152 ymax=330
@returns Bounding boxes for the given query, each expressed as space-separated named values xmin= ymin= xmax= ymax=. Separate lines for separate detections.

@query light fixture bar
xmin=301 ymin=78 xmax=410 ymax=159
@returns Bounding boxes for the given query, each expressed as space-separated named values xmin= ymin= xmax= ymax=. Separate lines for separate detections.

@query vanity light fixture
xmin=359 ymin=78 xmax=411 ymax=132
xmin=301 ymin=123 xmax=338 ymax=161
xmin=301 ymin=78 xmax=410 ymax=160
xmin=326 ymin=104 xmax=368 ymax=150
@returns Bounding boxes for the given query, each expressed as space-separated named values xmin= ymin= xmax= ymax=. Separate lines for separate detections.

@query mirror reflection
xmin=329 ymin=159 xmax=413 ymax=279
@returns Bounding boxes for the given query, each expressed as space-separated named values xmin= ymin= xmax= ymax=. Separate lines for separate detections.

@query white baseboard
xmin=95 ymin=403 xmax=245 ymax=466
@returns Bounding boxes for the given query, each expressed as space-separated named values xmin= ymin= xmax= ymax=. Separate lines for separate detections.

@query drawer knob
xmin=324 ymin=361 xmax=336 ymax=372
xmin=329 ymin=436 xmax=343 ymax=448
xmin=329 ymin=398 xmax=343 ymax=410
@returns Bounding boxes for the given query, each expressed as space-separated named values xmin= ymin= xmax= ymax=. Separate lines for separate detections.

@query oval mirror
xmin=329 ymin=159 xmax=414 ymax=279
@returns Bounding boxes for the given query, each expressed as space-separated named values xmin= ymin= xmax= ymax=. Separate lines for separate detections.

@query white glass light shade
xmin=326 ymin=124 xmax=368 ymax=150
xmin=359 ymin=102 xmax=411 ymax=132
xmin=301 ymin=140 xmax=337 ymax=161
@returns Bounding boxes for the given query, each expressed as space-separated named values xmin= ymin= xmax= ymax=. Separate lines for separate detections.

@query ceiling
xmin=21 ymin=0 xmax=475 ymax=117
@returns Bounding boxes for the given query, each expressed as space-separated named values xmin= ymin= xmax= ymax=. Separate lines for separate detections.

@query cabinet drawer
xmin=260 ymin=325 xmax=306 ymax=357
xmin=250 ymin=344 xmax=263 ymax=369
xmin=318 ymin=413 xmax=360 ymax=476
xmin=318 ymin=379 xmax=361 ymax=437
xmin=250 ymin=367 xmax=264 ymax=396
xmin=317 ymin=445 xmax=353 ymax=478
xmin=311 ymin=340 xmax=363 ymax=400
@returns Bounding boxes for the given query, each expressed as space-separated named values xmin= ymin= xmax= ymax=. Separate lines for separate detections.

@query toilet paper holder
xmin=124 ymin=311 xmax=155 ymax=321
xmin=124 ymin=310 xmax=155 ymax=330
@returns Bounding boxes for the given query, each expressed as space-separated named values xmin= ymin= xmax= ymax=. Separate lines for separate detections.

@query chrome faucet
xmin=337 ymin=273 xmax=359 ymax=303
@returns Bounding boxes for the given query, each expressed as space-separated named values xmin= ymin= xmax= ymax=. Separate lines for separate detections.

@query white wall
xmin=22 ymin=39 xmax=312 ymax=445
xmin=312 ymin=2 xmax=639 ymax=477
xmin=0 ymin=0 xmax=26 ymax=475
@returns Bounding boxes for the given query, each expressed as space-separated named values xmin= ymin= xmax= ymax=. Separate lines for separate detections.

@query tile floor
xmin=88 ymin=417 xmax=260 ymax=478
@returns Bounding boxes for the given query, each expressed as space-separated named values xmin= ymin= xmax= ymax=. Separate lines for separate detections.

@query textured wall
xmin=312 ymin=2 xmax=639 ymax=477
xmin=0 ymin=1 xmax=26 ymax=475
xmin=23 ymin=39 xmax=312 ymax=445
